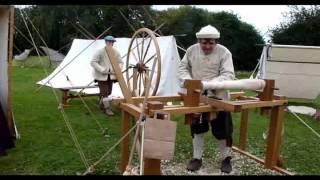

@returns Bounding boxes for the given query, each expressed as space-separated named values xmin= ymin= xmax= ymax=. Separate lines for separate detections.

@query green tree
xmin=13 ymin=5 xmax=155 ymax=55
xmin=271 ymin=5 xmax=320 ymax=46
xmin=155 ymin=6 xmax=264 ymax=71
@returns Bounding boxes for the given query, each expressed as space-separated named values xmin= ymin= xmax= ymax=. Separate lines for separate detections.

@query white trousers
xmin=192 ymin=133 xmax=232 ymax=160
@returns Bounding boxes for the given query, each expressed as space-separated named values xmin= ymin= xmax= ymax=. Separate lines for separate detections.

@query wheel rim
xmin=125 ymin=28 xmax=161 ymax=97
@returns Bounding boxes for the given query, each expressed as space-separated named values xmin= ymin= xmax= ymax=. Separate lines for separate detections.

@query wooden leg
xmin=120 ymin=110 xmax=130 ymax=173
xmin=265 ymin=106 xmax=285 ymax=168
xmin=61 ymin=89 xmax=69 ymax=106
xmin=144 ymin=101 xmax=164 ymax=175
xmin=239 ymin=109 xmax=249 ymax=150
xmin=144 ymin=159 xmax=161 ymax=175
xmin=276 ymin=118 xmax=285 ymax=167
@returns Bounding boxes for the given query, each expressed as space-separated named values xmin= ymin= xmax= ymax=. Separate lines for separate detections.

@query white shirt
xmin=90 ymin=46 xmax=123 ymax=81
xmin=178 ymin=43 xmax=235 ymax=100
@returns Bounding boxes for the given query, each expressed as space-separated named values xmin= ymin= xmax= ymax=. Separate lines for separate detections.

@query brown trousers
xmin=97 ymin=80 xmax=113 ymax=98
xmin=97 ymin=77 xmax=114 ymax=111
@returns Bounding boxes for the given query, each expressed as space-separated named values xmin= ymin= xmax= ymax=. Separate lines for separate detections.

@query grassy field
xmin=0 ymin=64 xmax=319 ymax=175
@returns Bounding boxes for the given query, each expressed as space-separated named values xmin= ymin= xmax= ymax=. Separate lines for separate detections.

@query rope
xmin=19 ymin=8 xmax=90 ymax=169
xmin=14 ymin=26 xmax=35 ymax=48
xmin=76 ymin=23 xmax=95 ymax=39
xmin=118 ymin=8 xmax=136 ymax=33
xmin=288 ymin=109 xmax=320 ymax=138
xmin=83 ymin=122 xmax=138 ymax=175
xmin=71 ymin=23 xmax=93 ymax=39
xmin=20 ymin=10 xmax=106 ymax=133
xmin=20 ymin=10 xmax=55 ymax=66
xmin=36 ymin=26 xmax=112 ymax=91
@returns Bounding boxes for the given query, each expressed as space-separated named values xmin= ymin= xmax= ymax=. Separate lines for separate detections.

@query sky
xmin=152 ymin=5 xmax=295 ymax=41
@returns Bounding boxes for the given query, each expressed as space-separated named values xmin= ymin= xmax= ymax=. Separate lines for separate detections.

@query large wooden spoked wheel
xmin=125 ymin=28 xmax=161 ymax=97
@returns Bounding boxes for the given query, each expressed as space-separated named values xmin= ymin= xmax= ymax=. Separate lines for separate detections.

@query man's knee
xmin=210 ymin=111 xmax=233 ymax=140
xmin=190 ymin=113 xmax=210 ymax=138
xmin=102 ymin=97 xmax=112 ymax=108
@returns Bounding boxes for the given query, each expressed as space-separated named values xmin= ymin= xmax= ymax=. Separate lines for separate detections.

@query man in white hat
xmin=178 ymin=25 xmax=235 ymax=173
xmin=91 ymin=35 xmax=123 ymax=116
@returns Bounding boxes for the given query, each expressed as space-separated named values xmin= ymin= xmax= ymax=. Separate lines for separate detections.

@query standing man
xmin=91 ymin=35 xmax=123 ymax=116
xmin=178 ymin=25 xmax=235 ymax=173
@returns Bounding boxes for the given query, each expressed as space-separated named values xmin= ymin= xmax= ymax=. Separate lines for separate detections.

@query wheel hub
xmin=136 ymin=63 xmax=147 ymax=73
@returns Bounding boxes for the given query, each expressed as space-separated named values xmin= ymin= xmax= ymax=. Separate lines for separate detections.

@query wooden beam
xmin=236 ymin=100 xmax=287 ymax=109
xmin=272 ymin=166 xmax=295 ymax=176
xmin=120 ymin=103 xmax=142 ymax=118
xmin=236 ymin=96 xmax=260 ymax=101
xmin=230 ymin=91 xmax=246 ymax=99
xmin=112 ymin=95 xmax=182 ymax=106
xmin=145 ymin=101 xmax=164 ymax=116
xmin=265 ymin=106 xmax=285 ymax=168
xmin=232 ymin=146 xmax=294 ymax=175
xmin=232 ymin=146 xmax=265 ymax=164
xmin=105 ymin=46 xmax=133 ymax=104
xmin=239 ymin=109 xmax=249 ymax=150
xmin=150 ymin=105 xmax=217 ymax=115
xmin=120 ymin=110 xmax=130 ymax=173
xmin=200 ymin=96 xmax=241 ymax=112
xmin=255 ymin=90 xmax=286 ymax=100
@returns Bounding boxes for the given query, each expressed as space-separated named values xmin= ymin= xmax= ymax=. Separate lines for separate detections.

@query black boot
xmin=221 ymin=156 xmax=232 ymax=173
xmin=187 ymin=158 xmax=202 ymax=171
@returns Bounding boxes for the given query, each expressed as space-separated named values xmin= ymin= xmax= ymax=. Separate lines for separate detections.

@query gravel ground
xmin=161 ymin=151 xmax=283 ymax=175
xmin=125 ymin=151 xmax=293 ymax=175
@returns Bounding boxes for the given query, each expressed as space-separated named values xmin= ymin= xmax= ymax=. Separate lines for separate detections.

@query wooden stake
xmin=260 ymin=79 xmax=275 ymax=116
xmin=120 ymin=110 xmax=130 ymax=173
xmin=239 ymin=109 xmax=249 ymax=150
xmin=105 ymin=46 xmax=133 ymax=104
xmin=265 ymin=105 xmax=285 ymax=168
xmin=183 ymin=80 xmax=202 ymax=125
xmin=7 ymin=6 xmax=14 ymax=136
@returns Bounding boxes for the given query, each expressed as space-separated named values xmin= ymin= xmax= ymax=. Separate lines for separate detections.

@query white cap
xmin=196 ymin=25 xmax=220 ymax=39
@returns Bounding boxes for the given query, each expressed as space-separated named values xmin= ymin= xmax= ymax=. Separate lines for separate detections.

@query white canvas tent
xmin=37 ymin=36 xmax=181 ymax=98
xmin=256 ymin=44 xmax=320 ymax=100
xmin=1 ymin=5 xmax=15 ymax=152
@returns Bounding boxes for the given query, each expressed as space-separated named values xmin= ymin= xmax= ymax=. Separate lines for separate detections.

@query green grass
xmin=0 ymin=65 xmax=319 ymax=175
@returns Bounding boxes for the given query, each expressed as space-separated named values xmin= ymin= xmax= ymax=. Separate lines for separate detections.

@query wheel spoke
xmin=144 ymin=54 xmax=156 ymax=65
xmin=140 ymin=32 xmax=145 ymax=63
xmin=135 ymin=37 xmax=141 ymax=62
xmin=132 ymin=69 xmax=138 ymax=96
xmin=142 ymin=37 xmax=152 ymax=63
xmin=138 ymin=73 xmax=142 ymax=96
xmin=131 ymin=48 xmax=139 ymax=63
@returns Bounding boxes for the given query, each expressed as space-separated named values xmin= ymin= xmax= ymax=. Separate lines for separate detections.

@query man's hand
xmin=101 ymin=68 xmax=115 ymax=75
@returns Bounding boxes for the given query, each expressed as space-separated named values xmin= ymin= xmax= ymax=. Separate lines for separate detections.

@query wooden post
xmin=265 ymin=105 xmax=285 ymax=168
xmin=143 ymin=101 xmax=164 ymax=175
xmin=183 ymin=80 xmax=202 ymax=125
xmin=120 ymin=110 xmax=130 ymax=173
xmin=239 ymin=109 xmax=249 ymax=150
xmin=105 ymin=46 xmax=133 ymax=104
xmin=260 ymin=79 xmax=275 ymax=116
xmin=7 ymin=6 xmax=14 ymax=136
